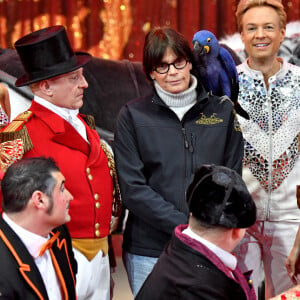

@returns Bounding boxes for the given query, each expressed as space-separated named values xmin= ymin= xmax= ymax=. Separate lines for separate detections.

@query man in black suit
xmin=0 ymin=157 xmax=77 ymax=299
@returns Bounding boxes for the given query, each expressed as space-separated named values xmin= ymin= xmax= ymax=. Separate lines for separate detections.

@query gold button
xmin=94 ymin=193 xmax=99 ymax=200
xmin=88 ymin=174 xmax=93 ymax=180
xmin=95 ymin=202 xmax=101 ymax=209
xmin=95 ymin=223 xmax=100 ymax=229
xmin=108 ymin=161 xmax=111 ymax=168
xmin=86 ymin=167 xmax=90 ymax=174
xmin=95 ymin=230 xmax=100 ymax=237
xmin=109 ymin=170 xmax=113 ymax=177
xmin=113 ymin=189 xmax=116 ymax=196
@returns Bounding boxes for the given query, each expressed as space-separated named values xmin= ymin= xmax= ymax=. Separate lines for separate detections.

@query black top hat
xmin=14 ymin=25 xmax=91 ymax=87
xmin=187 ymin=165 xmax=256 ymax=228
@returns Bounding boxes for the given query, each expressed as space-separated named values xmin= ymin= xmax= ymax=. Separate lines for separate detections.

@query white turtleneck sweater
xmin=154 ymin=74 xmax=198 ymax=121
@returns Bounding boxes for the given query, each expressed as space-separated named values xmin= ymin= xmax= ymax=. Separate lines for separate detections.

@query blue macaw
xmin=192 ymin=30 xmax=249 ymax=119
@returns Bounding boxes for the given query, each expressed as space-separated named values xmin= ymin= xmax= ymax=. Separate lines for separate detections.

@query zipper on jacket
xmin=266 ymin=92 xmax=273 ymax=220
xmin=181 ymin=128 xmax=194 ymax=152
xmin=190 ymin=133 xmax=196 ymax=172
xmin=190 ymin=133 xmax=194 ymax=153
xmin=182 ymin=127 xmax=190 ymax=179
xmin=182 ymin=128 xmax=196 ymax=180
xmin=182 ymin=128 xmax=189 ymax=149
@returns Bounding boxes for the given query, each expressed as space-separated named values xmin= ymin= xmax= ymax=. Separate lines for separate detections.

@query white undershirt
xmin=3 ymin=213 xmax=62 ymax=300
xmin=34 ymin=95 xmax=88 ymax=142
xmin=182 ymin=226 xmax=237 ymax=272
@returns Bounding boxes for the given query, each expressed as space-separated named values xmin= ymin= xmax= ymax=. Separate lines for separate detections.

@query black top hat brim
xmin=15 ymin=52 xmax=91 ymax=87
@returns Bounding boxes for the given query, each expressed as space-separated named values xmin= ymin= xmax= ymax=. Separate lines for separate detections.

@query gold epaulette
xmin=100 ymin=140 xmax=122 ymax=218
xmin=0 ymin=111 xmax=33 ymax=153
xmin=83 ymin=114 xmax=96 ymax=130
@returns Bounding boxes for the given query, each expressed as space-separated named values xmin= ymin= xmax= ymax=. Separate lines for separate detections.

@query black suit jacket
xmin=0 ymin=216 xmax=77 ymax=299
xmin=136 ymin=226 xmax=255 ymax=300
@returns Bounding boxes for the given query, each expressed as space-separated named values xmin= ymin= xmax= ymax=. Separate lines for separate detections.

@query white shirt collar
xmin=3 ymin=212 xmax=48 ymax=258
xmin=34 ymin=95 xmax=88 ymax=142
xmin=182 ymin=226 xmax=237 ymax=270
xmin=34 ymin=95 xmax=79 ymax=120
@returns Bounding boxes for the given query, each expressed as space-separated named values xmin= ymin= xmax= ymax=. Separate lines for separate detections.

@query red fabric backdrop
xmin=0 ymin=0 xmax=299 ymax=61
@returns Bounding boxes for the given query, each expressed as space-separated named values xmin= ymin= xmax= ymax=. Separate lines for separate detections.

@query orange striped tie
xmin=38 ymin=231 xmax=60 ymax=257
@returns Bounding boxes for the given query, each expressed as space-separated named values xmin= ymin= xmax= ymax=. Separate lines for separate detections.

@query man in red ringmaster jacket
xmin=0 ymin=25 xmax=120 ymax=300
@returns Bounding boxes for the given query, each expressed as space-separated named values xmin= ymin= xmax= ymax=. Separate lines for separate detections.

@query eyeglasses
xmin=153 ymin=57 xmax=188 ymax=74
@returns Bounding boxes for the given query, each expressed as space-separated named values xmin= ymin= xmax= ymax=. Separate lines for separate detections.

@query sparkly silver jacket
xmin=237 ymin=59 xmax=300 ymax=221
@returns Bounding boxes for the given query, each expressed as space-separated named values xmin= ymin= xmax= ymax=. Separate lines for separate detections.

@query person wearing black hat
xmin=136 ymin=164 xmax=257 ymax=300
xmin=0 ymin=25 xmax=121 ymax=300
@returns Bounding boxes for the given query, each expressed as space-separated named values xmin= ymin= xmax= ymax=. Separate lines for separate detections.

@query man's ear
xmin=232 ymin=228 xmax=244 ymax=240
xmin=279 ymin=27 xmax=286 ymax=44
xmin=31 ymin=190 xmax=47 ymax=209
xmin=39 ymin=80 xmax=53 ymax=96
xmin=240 ymin=31 xmax=245 ymax=45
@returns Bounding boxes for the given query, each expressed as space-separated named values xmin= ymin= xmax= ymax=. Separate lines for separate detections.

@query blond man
xmin=234 ymin=0 xmax=300 ymax=298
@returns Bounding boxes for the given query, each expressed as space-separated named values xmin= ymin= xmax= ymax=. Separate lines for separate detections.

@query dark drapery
xmin=0 ymin=0 xmax=299 ymax=61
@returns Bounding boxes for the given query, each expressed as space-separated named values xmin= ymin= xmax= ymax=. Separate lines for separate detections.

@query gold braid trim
xmin=0 ymin=126 xmax=33 ymax=153
xmin=100 ymin=140 xmax=122 ymax=217
xmin=83 ymin=114 xmax=96 ymax=130
xmin=83 ymin=113 xmax=121 ymax=216
xmin=0 ymin=111 xmax=33 ymax=153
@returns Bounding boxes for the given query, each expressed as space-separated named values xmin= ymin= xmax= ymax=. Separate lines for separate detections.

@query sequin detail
xmin=238 ymin=62 xmax=300 ymax=192
xmin=0 ymin=106 xmax=8 ymax=126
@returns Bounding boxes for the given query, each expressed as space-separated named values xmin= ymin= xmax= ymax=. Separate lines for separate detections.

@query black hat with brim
xmin=14 ymin=25 xmax=91 ymax=87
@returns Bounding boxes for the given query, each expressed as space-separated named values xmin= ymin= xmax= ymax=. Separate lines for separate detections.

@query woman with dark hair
xmin=114 ymin=26 xmax=244 ymax=296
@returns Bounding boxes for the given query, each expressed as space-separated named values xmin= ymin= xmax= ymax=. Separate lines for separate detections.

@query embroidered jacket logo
xmin=195 ymin=113 xmax=223 ymax=125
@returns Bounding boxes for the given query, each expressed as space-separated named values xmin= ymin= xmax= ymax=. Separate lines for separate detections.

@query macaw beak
xmin=193 ymin=41 xmax=210 ymax=55
xmin=204 ymin=45 xmax=210 ymax=54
